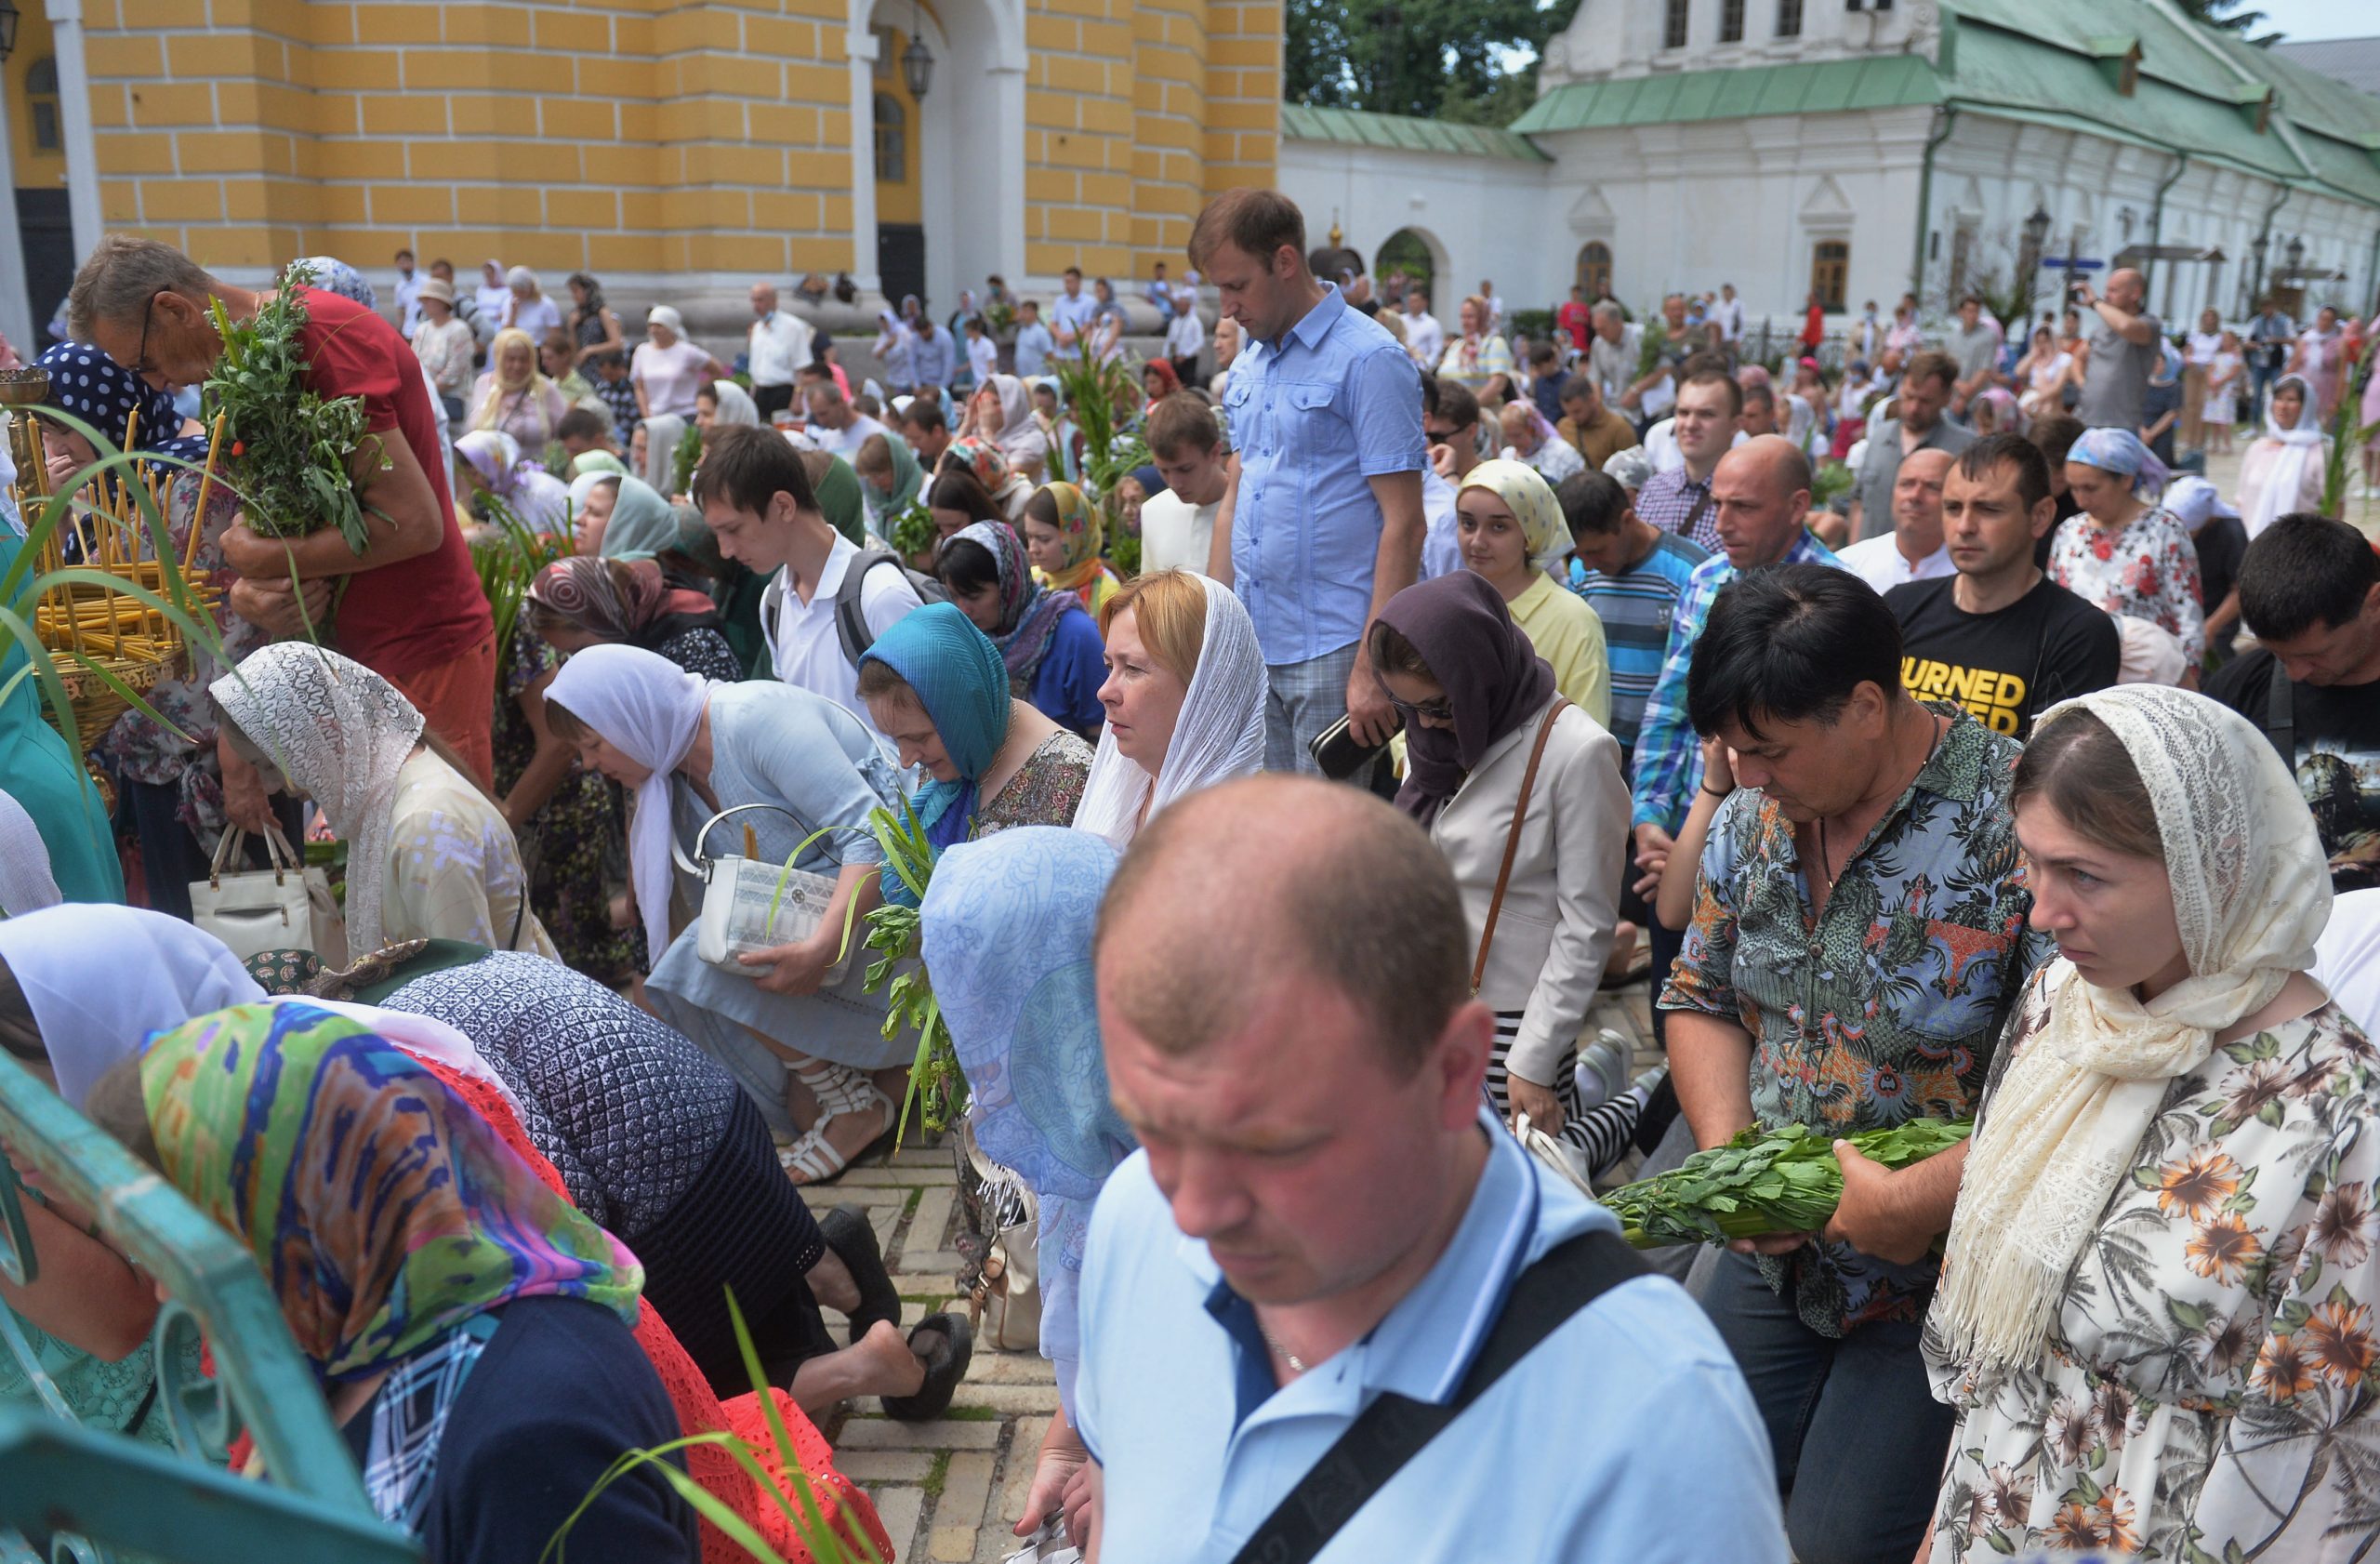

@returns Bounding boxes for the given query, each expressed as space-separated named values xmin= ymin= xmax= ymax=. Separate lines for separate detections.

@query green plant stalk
xmin=1602 ymin=1119 xmax=1973 ymax=1249
xmin=671 ymin=422 xmax=705 ymax=497
xmin=2320 ymin=334 xmax=2378 ymax=519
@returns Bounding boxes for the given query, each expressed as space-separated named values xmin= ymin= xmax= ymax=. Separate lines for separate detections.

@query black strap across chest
xmin=1225 ymin=1226 xmax=1646 ymax=1564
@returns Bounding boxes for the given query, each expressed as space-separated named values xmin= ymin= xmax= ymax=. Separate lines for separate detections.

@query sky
xmin=2251 ymin=0 xmax=2373 ymax=42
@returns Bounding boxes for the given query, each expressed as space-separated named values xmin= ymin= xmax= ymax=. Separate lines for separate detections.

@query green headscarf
xmin=139 ymin=1001 xmax=641 ymax=1380
xmin=810 ymin=454 xmax=869 ymax=546
xmin=570 ymin=450 xmax=629 ymax=480
xmin=0 ymin=531 xmax=123 ymax=905
xmin=594 ymin=475 xmax=681 ymax=562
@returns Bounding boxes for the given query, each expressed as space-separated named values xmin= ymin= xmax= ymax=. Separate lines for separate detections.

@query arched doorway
xmin=1577 ymin=241 xmax=1612 ymax=301
xmin=1377 ymin=228 xmax=1446 ymax=308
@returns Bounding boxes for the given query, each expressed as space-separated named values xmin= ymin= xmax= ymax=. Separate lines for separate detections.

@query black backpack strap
xmin=2264 ymin=656 xmax=2295 ymax=765
xmin=1225 ymin=1226 xmax=1646 ymax=1564
xmin=835 ymin=550 xmax=894 ymax=668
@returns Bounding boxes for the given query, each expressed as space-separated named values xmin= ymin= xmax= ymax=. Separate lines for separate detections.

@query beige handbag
xmin=191 ymin=822 xmax=349 ymax=966
xmin=674 ymin=802 xmax=855 ymax=983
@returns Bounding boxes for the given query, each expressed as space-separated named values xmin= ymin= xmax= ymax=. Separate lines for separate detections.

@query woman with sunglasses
xmin=1370 ymin=571 xmax=1651 ymax=1186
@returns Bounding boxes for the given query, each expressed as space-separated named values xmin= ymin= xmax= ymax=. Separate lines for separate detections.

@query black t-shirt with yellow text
xmin=1884 ymin=576 xmax=2122 ymax=738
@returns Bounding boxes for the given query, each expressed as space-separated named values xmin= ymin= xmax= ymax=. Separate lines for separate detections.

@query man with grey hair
xmin=1586 ymin=301 xmax=1633 ymax=406
xmin=1069 ymin=774 xmax=1785 ymax=1562
xmin=66 ymin=232 xmax=496 ymax=798
xmin=2072 ymin=266 xmax=2162 ymax=431
xmin=747 ymin=281 xmax=814 ymax=422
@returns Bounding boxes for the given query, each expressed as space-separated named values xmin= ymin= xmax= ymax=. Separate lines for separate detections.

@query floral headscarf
xmin=944 ymin=436 xmax=1015 ymax=497
xmin=1458 ymin=457 xmax=1574 ymax=575
xmin=291 ymin=257 xmax=377 ymax=311
xmin=1032 ymin=482 xmax=1107 ymax=598
xmin=210 ymin=643 xmax=425 ymax=954
xmin=33 ymin=342 xmax=207 ymax=466
xmin=950 ymin=520 xmax=1078 ymax=690
xmin=139 ymin=1001 xmax=641 ymax=1380
xmin=455 ymin=429 xmax=533 ymax=497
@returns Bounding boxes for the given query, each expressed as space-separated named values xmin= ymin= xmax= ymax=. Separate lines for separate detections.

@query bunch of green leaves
xmin=983 ymin=298 xmax=1017 ymax=339
xmin=1634 ymin=318 xmax=1671 ymax=381
xmin=469 ymin=491 xmax=570 ymax=652
xmin=2321 ymin=334 xmax=2379 ymax=519
xmin=883 ymin=497 xmax=936 ymax=563
xmin=200 ymin=260 xmax=386 ymax=554
xmin=1508 ymin=308 xmax=1555 ymax=344
xmin=1812 ymin=458 xmax=1858 ymax=511
xmin=671 ymin=422 xmax=705 ymax=497
xmin=544 ymin=1289 xmax=883 ymax=1564
xmin=0 ymin=409 xmax=231 ymax=866
xmin=1601 ymin=1119 xmax=1972 ymax=1249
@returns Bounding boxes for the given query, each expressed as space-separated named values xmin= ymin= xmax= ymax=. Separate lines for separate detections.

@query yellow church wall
xmin=62 ymin=0 xmax=1276 ymax=284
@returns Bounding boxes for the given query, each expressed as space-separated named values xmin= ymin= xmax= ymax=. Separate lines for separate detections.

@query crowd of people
xmin=0 ymin=184 xmax=2375 ymax=1564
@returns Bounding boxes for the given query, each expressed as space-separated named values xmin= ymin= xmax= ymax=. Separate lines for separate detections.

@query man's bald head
xmin=2107 ymin=268 xmax=2146 ymax=309
xmin=1715 ymin=434 xmax=1813 ymax=506
xmin=1712 ymin=435 xmax=1815 ymax=569
xmin=1095 ymin=775 xmax=1468 ymax=1073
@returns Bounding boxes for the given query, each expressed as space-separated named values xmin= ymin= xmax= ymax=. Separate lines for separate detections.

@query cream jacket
xmin=1427 ymin=696 xmax=1628 ymax=1087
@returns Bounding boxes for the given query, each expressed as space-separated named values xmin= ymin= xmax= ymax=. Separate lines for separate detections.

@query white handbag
xmin=673 ymin=802 xmax=854 ymax=982
xmin=190 ymin=822 xmax=349 ymax=966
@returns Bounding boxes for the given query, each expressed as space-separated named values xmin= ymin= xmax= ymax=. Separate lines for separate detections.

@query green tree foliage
xmin=1286 ymin=0 xmax=1580 ymax=123
xmin=2169 ymin=0 xmax=2279 ymax=45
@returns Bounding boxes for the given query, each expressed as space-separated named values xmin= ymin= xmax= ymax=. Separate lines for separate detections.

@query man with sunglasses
xmin=1417 ymin=375 xmax=1483 ymax=579
xmin=66 ymin=234 xmax=496 ymax=809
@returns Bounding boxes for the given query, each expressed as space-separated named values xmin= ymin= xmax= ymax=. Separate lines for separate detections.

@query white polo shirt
xmin=760 ymin=534 xmax=924 ymax=749
xmin=748 ymin=311 xmax=816 ymax=389
xmin=1836 ymin=531 xmax=1954 ymax=594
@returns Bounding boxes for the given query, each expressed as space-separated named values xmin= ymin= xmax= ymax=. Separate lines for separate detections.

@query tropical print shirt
xmin=1922 ymin=976 xmax=2380 ymax=1561
xmin=1662 ymin=704 xmax=2051 ymax=1335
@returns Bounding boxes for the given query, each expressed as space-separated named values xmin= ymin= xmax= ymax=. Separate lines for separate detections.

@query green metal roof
xmin=1511 ymin=0 xmax=2380 ymax=209
xmin=1510 ymin=55 xmax=1938 ymax=133
xmin=1279 ymin=103 xmax=1549 ymax=163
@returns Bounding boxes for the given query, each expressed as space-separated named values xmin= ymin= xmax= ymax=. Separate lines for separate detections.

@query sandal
xmin=881 ymin=1312 xmax=972 ymax=1422
xmin=819 ymin=1204 xmax=904 ymax=1346
xmin=1599 ymin=938 xmax=1653 ymax=989
xmin=780 ymin=1064 xmax=895 ymax=1186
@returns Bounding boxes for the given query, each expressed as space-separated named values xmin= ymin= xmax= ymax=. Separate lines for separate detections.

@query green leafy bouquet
xmin=1601 ymin=1119 xmax=1972 ymax=1249
xmin=883 ymin=497 xmax=936 ymax=563
xmin=670 ymin=421 xmax=704 ymax=497
xmin=201 ymin=260 xmax=386 ymax=555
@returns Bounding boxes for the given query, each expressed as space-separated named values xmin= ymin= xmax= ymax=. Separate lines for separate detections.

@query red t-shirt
xmin=1557 ymin=299 xmax=1591 ymax=351
xmin=295 ymin=287 xmax=491 ymax=680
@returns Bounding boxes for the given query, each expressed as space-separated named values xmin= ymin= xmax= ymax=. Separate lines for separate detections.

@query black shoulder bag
xmin=1225 ymin=1226 xmax=1647 ymax=1564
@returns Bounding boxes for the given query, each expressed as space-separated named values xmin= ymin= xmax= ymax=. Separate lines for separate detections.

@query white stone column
xmin=48 ymin=0 xmax=102 ymax=264
xmin=844 ymin=27 xmax=881 ymax=297
xmin=0 ymin=63 xmax=33 ymax=350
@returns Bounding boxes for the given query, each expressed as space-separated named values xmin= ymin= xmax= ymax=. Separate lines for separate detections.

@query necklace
xmin=1259 ymin=1327 xmax=1310 ymax=1374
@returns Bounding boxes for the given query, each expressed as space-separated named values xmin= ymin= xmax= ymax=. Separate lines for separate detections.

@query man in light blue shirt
xmin=1012 ymin=300 xmax=1054 ymax=379
xmin=1068 ymin=775 xmax=1786 ymax=1564
xmin=1050 ymin=267 xmax=1099 ymax=363
xmin=1197 ymin=190 xmax=1427 ymax=771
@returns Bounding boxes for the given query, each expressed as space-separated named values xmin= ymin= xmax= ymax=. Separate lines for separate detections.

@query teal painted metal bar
xmin=0 ymin=1047 xmax=418 ymax=1561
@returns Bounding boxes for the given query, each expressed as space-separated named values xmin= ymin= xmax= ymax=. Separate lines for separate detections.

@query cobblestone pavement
xmin=811 ymin=984 xmax=1659 ymax=1562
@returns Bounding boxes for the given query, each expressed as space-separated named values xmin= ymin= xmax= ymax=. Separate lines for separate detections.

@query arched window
xmin=1664 ymin=0 xmax=1691 ymax=47
xmin=25 ymin=57 xmax=60 ymax=153
xmin=1578 ymin=242 xmax=1612 ymax=301
xmin=1811 ymin=240 xmax=1849 ymax=312
xmin=873 ymin=93 xmax=906 ymax=186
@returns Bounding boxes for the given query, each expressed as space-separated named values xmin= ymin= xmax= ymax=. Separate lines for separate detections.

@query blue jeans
xmin=2249 ymin=357 xmax=2285 ymax=424
xmin=1699 ymin=1248 xmax=1954 ymax=1564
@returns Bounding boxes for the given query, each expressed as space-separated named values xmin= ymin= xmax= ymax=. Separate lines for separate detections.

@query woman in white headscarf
xmin=960 ymin=374 xmax=1050 ymax=483
xmin=695 ymin=378 xmax=761 ymax=441
xmin=454 ymin=428 xmax=571 ymax=534
xmin=2233 ymin=372 xmax=2328 ymax=542
xmin=1071 ymin=570 xmax=1266 ymax=846
xmin=1920 ymin=686 xmax=2373 ymax=1563
xmin=209 ymin=644 xmax=558 ymax=961
xmin=543 ymin=644 xmax=907 ymax=1185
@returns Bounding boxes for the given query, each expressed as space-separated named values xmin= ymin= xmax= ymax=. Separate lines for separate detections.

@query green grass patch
xmin=921 ymin=1451 xmax=950 ymax=1500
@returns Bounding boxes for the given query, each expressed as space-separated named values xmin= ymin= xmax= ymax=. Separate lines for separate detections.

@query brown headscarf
xmin=1375 ymin=571 xmax=1558 ymax=827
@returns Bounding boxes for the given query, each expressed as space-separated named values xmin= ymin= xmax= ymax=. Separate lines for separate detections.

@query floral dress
xmin=2047 ymin=505 xmax=2207 ymax=668
xmin=1923 ymin=972 xmax=2380 ymax=1560
xmin=494 ymin=625 xmax=641 ymax=987
xmin=970 ymin=730 xmax=1093 ymax=836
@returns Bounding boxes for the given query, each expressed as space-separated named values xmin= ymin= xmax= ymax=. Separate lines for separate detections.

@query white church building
xmin=1278 ymin=0 xmax=2380 ymax=333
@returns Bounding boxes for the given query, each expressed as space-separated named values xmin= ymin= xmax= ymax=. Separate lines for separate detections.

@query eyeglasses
xmin=125 ymin=291 xmax=161 ymax=379
xmin=1375 ymin=676 xmax=1453 ymax=723
xmin=1423 ymin=420 xmax=1474 ymax=442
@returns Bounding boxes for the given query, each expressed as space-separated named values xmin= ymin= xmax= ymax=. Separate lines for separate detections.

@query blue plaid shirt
xmin=1630 ymin=532 xmax=1845 ymax=833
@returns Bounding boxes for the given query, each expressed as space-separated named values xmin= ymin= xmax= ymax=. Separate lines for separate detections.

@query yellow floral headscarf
xmin=1459 ymin=458 xmax=1573 ymax=575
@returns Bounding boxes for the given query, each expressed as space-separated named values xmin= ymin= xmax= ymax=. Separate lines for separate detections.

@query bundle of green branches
xmin=670 ymin=422 xmax=704 ymax=498
xmin=2321 ymin=335 xmax=2379 ymax=518
xmin=882 ymin=497 xmax=936 ymax=563
xmin=1634 ymin=318 xmax=1672 ymax=381
xmin=1601 ymin=1119 xmax=1972 ymax=1249
xmin=201 ymin=260 xmax=385 ymax=555
xmin=469 ymin=493 xmax=568 ymax=652
xmin=1051 ymin=351 xmax=1152 ymax=575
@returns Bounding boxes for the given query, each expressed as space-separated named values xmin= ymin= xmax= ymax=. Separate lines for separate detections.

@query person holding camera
xmin=2070 ymin=268 xmax=2162 ymax=435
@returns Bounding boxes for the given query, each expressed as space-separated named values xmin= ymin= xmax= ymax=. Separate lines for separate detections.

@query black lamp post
xmin=0 ymin=0 xmax=20 ymax=62
xmin=2284 ymin=233 xmax=2306 ymax=282
xmin=901 ymin=6 xmax=933 ymax=99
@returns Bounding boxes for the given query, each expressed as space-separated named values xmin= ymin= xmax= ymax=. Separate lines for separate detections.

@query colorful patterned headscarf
xmin=528 ymin=556 xmax=715 ymax=644
xmin=1459 ymin=457 xmax=1574 ymax=575
xmin=943 ymin=437 xmax=1015 ymax=497
xmin=290 ymin=257 xmax=377 ymax=311
xmin=139 ymin=1001 xmax=641 ymax=1381
xmin=1032 ymin=482 xmax=1107 ymax=598
xmin=951 ymin=520 xmax=1078 ymax=689
xmin=34 ymin=341 xmax=208 ymax=466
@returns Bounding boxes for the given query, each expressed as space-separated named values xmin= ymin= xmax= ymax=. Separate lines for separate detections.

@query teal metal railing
xmin=0 ymin=1048 xmax=419 ymax=1563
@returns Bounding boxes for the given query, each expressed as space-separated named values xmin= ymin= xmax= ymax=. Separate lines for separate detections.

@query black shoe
xmin=819 ymin=1204 xmax=904 ymax=1347
xmin=881 ymin=1312 xmax=972 ymax=1422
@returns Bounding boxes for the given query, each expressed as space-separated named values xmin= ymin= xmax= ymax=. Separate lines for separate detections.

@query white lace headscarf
xmin=209 ymin=643 xmax=426 ymax=955
xmin=1071 ymin=573 xmax=1267 ymax=847
xmin=1937 ymin=684 xmax=2330 ymax=1372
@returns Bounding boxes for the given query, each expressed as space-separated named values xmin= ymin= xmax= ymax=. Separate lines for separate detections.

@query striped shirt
xmin=1634 ymin=465 xmax=1724 ymax=552
xmin=1571 ymin=531 xmax=1710 ymax=756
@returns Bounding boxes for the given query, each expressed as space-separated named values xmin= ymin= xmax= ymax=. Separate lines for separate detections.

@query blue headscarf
xmin=919 ymin=826 xmax=1129 ymax=1415
xmin=2068 ymin=426 xmax=2171 ymax=496
xmin=859 ymin=603 xmax=1012 ymax=862
xmin=33 ymin=342 xmax=208 ymax=468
